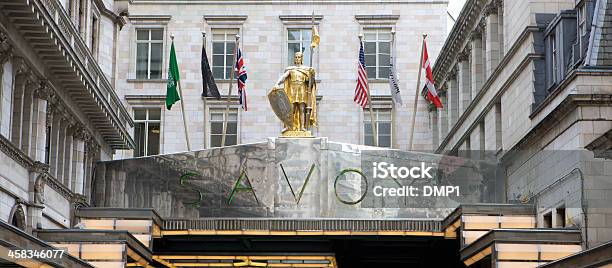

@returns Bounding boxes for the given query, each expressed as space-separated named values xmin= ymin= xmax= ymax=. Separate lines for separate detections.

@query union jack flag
xmin=235 ymin=47 xmax=248 ymax=111
xmin=354 ymin=42 xmax=369 ymax=108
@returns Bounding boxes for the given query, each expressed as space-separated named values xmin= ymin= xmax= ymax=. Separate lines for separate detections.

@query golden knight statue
xmin=268 ymin=52 xmax=318 ymax=137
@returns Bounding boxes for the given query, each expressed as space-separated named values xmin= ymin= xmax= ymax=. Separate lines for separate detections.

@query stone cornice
xmin=355 ymin=15 xmax=400 ymax=25
xmin=128 ymin=14 xmax=172 ymax=25
xmin=278 ymin=15 xmax=323 ymax=25
xmin=0 ymin=135 xmax=34 ymax=170
xmin=204 ymin=15 xmax=248 ymax=25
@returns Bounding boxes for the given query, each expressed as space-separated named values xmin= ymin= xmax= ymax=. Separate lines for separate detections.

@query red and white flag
xmin=421 ymin=41 xmax=443 ymax=109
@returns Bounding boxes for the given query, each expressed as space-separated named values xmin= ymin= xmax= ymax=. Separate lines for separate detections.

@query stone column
xmin=31 ymin=81 xmax=50 ymax=162
xmin=71 ymin=127 xmax=89 ymax=194
xmin=484 ymin=3 xmax=500 ymax=77
xmin=438 ymin=85 xmax=448 ymax=141
xmin=84 ymin=139 xmax=100 ymax=202
xmin=55 ymin=117 xmax=67 ymax=180
xmin=470 ymin=31 xmax=484 ymax=97
xmin=48 ymin=104 xmax=60 ymax=177
xmin=457 ymin=48 xmax=472 ymax=114
xmin=20 ymin=76 xmax=39 ymax=155
xmin=0 ymin=32 xmax=12 ymax=137
xmin=497 ymin=0 xmax=505 ymax=59
xmin=447 ymin=67 xmax=459 ymax=128
xmin=11 ymin=57 xmax=28 ymax=147
xmin=62 ymin=121 xmax=76 ymax=187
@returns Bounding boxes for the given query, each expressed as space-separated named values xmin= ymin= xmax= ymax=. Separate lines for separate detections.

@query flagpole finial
xmin=423 ymin=33 xmax=428 ymax=38
xmin=202 ymin=32 xmax=206 ymax=38
xmin=171 ymin=34 xmax=175 ymax=41
xmin=358 ymin=33 xmax=363 ymax=41
xmin=235 ymin=34 xmax=240 ymax=41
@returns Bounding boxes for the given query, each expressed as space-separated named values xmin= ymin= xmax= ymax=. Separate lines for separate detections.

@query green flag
xmin=166 ymin=41 xmax=181 ymax=110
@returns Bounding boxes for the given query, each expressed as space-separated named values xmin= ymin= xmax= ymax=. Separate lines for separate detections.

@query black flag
xmin=201 ymin=43 xmax=221 ymax=99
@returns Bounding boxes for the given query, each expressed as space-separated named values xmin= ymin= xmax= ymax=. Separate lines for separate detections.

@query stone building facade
xmin=429 ymin=0 xmax=612 ymax=248
xmin=112 ymin=0 xmax=450 ymax=158
xmin=0 ymin=0 xmax=133 ymax=233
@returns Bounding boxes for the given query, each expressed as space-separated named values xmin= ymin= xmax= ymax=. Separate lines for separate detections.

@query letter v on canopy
xmin=280 ymin=163 xmax=316 ymax=205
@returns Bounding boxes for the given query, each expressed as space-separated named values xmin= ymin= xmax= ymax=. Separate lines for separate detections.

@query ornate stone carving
xmin=34 ymin=81 xmax=51 ymax=100
xmin=9 ymin=203 xmax=26 ymax=230
xmin=74 ymin=127 xmax=91 ymax=141
xmin=86 ymin=139 xmax=100 ymax=157
xmin=458 ymin=46 xmax=471 ymax=62
xmin=34 ymin=173 xmax=48 ymax=205
xmin=483 ymin=1 xmax=499 ymax=16
xmin=31 ymin=161 xmax=50 ymax=174
xmin=45 ymin=174 xmax=74 ymax=200
xmin=447 ymin=66 xmax=458 ymax=80
xmin=14 ymin=57 xmax=29 ymax=76
xmin=470 ymin=30 xmax=482 ymax=41
xmin=0 ymin=31 xmax=11 ymax=64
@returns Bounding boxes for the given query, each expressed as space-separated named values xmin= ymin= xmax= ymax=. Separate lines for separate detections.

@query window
xmin=212 ymin=29 xmax=238 ymax=80
xmin=364 ymin=109 xmax=392 ymax=148
xmin=363 ymin=29 xmax=391 ymax=79
xmin=543 ymin=212 xmax=552 ymax=228
xmin=78 ymin=0 xmax=86 ymax=35
xmin=551 ymin=34 xmax=558 ymax=84
xmin=136 ymin=29 xmax=164 ymax=79
xmin=209 ymin=108 xmax=238 ymax=147
xmin=90 ymin=14 xmax=100 ymax=59
xmin=287 ymin=29 xmax=312 ymax=66
xmin=45 ymin=125 xmax=51 ymax=164
xmin=555 ymin=207 xmax=566 ymax=228
xmin=134 ymin=108 xmax=161 ymax=157
xmin=578 ymin=4 xmax=587 ymax=53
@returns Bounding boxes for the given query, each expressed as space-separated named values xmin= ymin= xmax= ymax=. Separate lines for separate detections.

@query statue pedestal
xmin=280 ymin=130 xmax=313 ymax=138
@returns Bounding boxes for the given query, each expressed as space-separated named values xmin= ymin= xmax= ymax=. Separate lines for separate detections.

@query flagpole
xmin=202 ymin=31 xmax=208 ymax=111
xmin=170 ymin=35 xmax=192 ymax=151
xmin=408 ymin=34 xmax=427 ymax=151
xmin=221 ymin=34 xmax=239 ymax=147
xmin=359 ymin=33 xmax=378 ymax=147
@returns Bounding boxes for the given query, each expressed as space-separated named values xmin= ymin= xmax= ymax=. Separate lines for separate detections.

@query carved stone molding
xmin=458 ymin=46 xmax=471 ymax=62
xmin=0 ymin=135 xmax=34 ymax=170
xmin=483 ymin=1 xmax=499 ymax=16
xmin=448 ymin=66 xmax=458 ymax=80
xmin=470 ymin=30 xmax=482 ymax=41
xmin=73 ymin=127 xmax=91 ymax=141
xmin=13 ymin=57 xmax=28 ymax=75
xmin=33 ymin=81 xmax=51 ymax=100
xmin=0 ymin=31 xmax=11 ymax=64
xmin=45 ymin=174 xmax=74 ymax=200
xmin=86 ymin=139 xmax=100 ymax=156
xmin=9 ymin=203 xmax=26 ymax=230
xmin=31 ymin=161 xmax=50 ymax=174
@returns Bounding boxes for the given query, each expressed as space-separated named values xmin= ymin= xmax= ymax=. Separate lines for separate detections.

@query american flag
xmin=235 ymin=47 xmax=248 ymax=111
xmin=354 ymin=42 xmax=369 ymax=108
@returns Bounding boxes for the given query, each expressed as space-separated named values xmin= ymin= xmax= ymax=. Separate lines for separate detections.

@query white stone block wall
xmin=114 ymin=1 xmax=449 ymax=156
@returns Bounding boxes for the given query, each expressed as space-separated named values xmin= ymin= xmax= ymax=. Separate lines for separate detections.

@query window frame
xmin=211 ymin=28 xmax=240 ymax=81
xmin=134 ymin=28 xmax=165 ymax=80
xmin=90 ymin=6 xmax=100 ymax=60
xmin=363 ymin=108 xmax=393 ymax=148
xmin=286 ymin=28 xmax=314 ymax=67
xmin=362 ymin=28 xmax=393 ymax=80
xmin=206 ymin=106 xmax=241 ymax=148
xmin=133 ymin=107 xmax=162 ymax=157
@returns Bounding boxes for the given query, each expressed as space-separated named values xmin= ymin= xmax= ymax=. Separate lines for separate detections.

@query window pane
xmin=211 ymin=113 xmax=224 ymax=121
xmin=227 ymin=123 xmax=237 ymax=134
xmin=226 ymin=135 xmax=237 ymax=146
xmin=225 ymin=42 xmax=235 ymax=55
xmin=378 ymin=32 xmax=391 ymax=41
xmin=212 ymin=33 xmax=225 ymax=41
xmin=135 ymin=123 xmax=145 ymax=157
xmin=288 ymin=30 xmax=300 ymax=41
xmin=212 ymin=67 xmax=224 ymax=80
xmin=147 ymin=123 xmax=160 ymax=155
xmin=379 ymin=66 xmax=390 ymax=79
xmin=149 ymin=43 xmax=163 ymax=79
xmin=136 ymin=30 xmax=149 ymax=41
xmin=365 ymin=55 xmax=376 ymax=67
xmin=378 ymin=111 xmax=392 ymax=120
xmin=213 ymin=55 xmax=225 ymax=67
xmin=211 ymin=135 xmax=222 ymax=147
xmin=379 ymin=42 xmax=391 ymax=54
xmin=148 ymin=109 xmax=161 ymax=120
xmin=134 ymin=109 xmax=147 ymax=120
xmin=379 ymin=136 xmax=391 ymax=147
xmin=366 ymin=67 xmax=376 ymax=78
xmin=364 ymin=123 xmax=372 ymax=134
xmin=228 ymin=112 xmax=238 ymax=121
xmin=364 ymin=135 xmax=374 ymax=146
xmin=379 ymin=54 xmax=391 ymax=66
xmin=150 ymin=29 xmax=163 ymax=41
xmin=364 ymin=32 xmax=376 ymax=40
xmin=225 ymin=55 xmax=233 ymax=68
xmin=379 ymin=123 xmax=391 ymax=135
xmin=136 ymin=43 xmax=148 ymax=79
xmin=364 ymin=42 xmax=376 ymax=54
xmin=301 ymin=29 xmax=312 ymax=41
xmin=211 ymin=122 xmax=223 ymax=135
xmin=212 ymin=42 xmax=225 ymax=54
